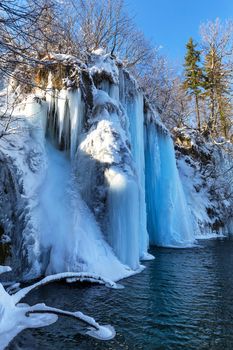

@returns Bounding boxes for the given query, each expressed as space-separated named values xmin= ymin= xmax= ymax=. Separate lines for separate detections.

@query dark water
xmin=8 ymin=239 xmax=233 ymax=350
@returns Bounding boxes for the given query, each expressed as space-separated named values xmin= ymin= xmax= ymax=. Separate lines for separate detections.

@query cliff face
xmin=2 ymin=51 xmax=232 ymax=281
xmin=174 ymin=128 xmax=233 ymax=237
xmin=0 ymin=153 xmax=21 ymax=266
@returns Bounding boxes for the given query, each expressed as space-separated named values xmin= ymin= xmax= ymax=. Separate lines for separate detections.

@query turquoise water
xmin=7 ymin=239 xmax=233 ymax=349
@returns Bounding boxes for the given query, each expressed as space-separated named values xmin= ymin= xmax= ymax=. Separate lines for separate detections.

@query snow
xmin=89 ymin=51 xmax=119 ymax=84
xmin=0 ymin=266 xmax=11 ymax=274
xmin=3 ymin=49 xmax=232 ymax=348
xmin=0 ymin=88 xmax=137 ymax=281
xmin=0 ymin=267 xmax=57 ymax=350
xmin=13 ymin=272 xmax=121 ymax=304
xmin=177 ymin=155 xmax=212 ymax=237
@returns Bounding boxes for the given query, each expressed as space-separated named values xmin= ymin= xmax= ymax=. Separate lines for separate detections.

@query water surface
xmin=7 ymin=239 xmax=233 ymax=349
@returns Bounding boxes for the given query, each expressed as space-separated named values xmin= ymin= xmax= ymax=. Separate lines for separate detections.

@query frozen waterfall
xmin=4 ymin=53 xmax=196 ymax=281
xmin=24 ymin=95 xmax=134 ymax=281
xmin=106 ymin=167 xmax=140 ymax=270
xmin=125 ymin=91 xmax=150 ymax=260
xmin=144 ymin=121 xmax=195 ymax=247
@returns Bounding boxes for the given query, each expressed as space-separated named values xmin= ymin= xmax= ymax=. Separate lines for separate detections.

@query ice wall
xmin=144 ymin=120 xmax=195 ymax=247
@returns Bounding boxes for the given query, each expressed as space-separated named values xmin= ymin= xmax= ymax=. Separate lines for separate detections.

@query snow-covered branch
xmin=13 ymin=271 xmax=122 ymax=303
xmin=0 ymin=267 xmax=118 ymax=348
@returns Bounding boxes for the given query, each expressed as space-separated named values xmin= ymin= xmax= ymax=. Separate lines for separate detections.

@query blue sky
xmin=127 ymin=0 xmax=233 ymax=65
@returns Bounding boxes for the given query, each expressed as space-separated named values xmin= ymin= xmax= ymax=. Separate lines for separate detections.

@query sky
xmin=127 ymin=0 xmax=233 ymax=65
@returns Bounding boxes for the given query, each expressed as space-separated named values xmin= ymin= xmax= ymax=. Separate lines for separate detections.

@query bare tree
xmin=200 ymin=18 xmax=233 ymax=138
xmin=137 ymin=54 xmax=192 ymax=129
xmin=55 ymin=0 xmax=155 ymax=68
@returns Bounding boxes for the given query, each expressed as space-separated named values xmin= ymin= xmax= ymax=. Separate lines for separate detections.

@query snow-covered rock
xmin=174 ymin=127 xmax=233 ymax=237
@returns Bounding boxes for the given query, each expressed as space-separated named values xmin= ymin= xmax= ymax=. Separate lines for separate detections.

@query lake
xmin=7 ymin=239 xmax=233 ymax=349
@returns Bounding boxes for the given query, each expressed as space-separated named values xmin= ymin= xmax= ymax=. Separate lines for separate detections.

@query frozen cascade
xmin=144 ymin=122 xmax=195 ymax=247
xmin=38 ymin=142 xmax=132 ymax=279
xmin=24 ymin=95 xmax=133 ymax=281
xmin=96 ymin=78 xmax=150 ymax=261
xmin=105 ymin=168 xmax=140 ymax=270
xmin=125 ymin=92 xmax=150 ymax=260
xmin=76 ymin=89 xmax=143 ymax=270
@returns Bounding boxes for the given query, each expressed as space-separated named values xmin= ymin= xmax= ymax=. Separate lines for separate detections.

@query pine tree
xmin=183 ymin=38 xmax=203 ymax=130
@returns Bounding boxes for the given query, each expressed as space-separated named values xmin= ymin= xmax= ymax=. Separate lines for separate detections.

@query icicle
xmin=57 ymin=89 xmax=68 ymax=145
xmin=68 ymin=88 xmax=85 ymax=159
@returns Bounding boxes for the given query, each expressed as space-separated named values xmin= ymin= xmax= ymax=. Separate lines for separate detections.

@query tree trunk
xmin=209 ymin=89 xmax=215 ymax=134
xmin=195 ymin=94 xmax=201 ymax=130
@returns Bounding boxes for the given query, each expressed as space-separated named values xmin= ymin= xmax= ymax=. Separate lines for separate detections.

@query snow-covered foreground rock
xmin=0 ymin=51 xmax=195 ymax=282
xmin=0 ymin=266 xmax=118 ymax=349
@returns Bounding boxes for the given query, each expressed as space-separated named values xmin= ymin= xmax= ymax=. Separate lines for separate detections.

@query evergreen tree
xmin=183 ymin=38 xmax=203 ymax=130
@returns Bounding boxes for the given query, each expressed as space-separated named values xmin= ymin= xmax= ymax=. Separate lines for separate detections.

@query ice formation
xmin=0 ymin=51 xmax=195 ymax=282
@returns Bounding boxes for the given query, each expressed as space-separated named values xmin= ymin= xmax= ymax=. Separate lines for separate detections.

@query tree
xmin=183 ymin=38 xmax=203 ymax=130
xmin=200 ymin=19 xmax=233 ymax=138
xmin=56 ymin=0 xmax=155 ymax=68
